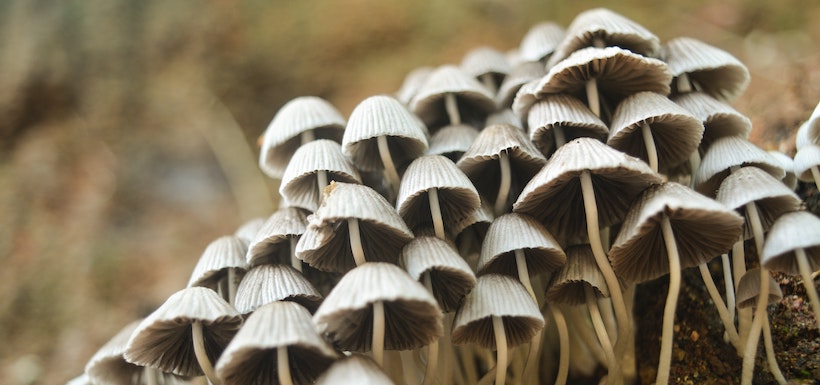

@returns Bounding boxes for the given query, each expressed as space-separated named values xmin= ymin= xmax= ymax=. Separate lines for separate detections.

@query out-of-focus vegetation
xmin=0 ymin=0 xmax=817 ymax=384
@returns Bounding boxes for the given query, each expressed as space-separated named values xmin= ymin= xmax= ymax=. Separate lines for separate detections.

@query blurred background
xmin=0 ymin=0 xmax=818 ymax=384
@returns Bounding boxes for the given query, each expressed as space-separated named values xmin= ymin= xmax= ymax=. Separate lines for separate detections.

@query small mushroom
xmin=246 ymin=207 xmax=309 ymax=270
xmin=460 ymin=46 xmax=512 ymax=94
xmin=664 ymin=36 xmax=750 ymax=102
xmin=410 ymin=65 xmax=496 ymax=131
xmin=793 ymin=143 xmax=820 ymax=187
xmin=526 ymin=93 xmax=608 ymax=157
xmin=280 ymin=139 xmax=361 ymax=212
xmin=233 ymin=264 xmax=322 ymax=316
xmin=85 ymin=319 xmax=178 ymax=385
xmin=188 ymin=235 xmax=249 ymax=305
xmin=518 ymin=21 xmax=565 ymax=64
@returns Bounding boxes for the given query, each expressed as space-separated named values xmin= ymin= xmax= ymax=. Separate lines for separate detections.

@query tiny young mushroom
xmin=410 ymin=65 xmax=496 ymax=131
xmin=608 ymin=182 xmax=743 ymax=385
xmin=736 ymin=268 xmax=788 ymax=385
xmin=526 ymin=93 xmax=609 ymax=157
xmin=233 ymin=264 xmax=323 ymax=316
xmin=124 ymin=287 xmax=243 ymax=385
xmin=664 ymin=36 xmax=750 ymax=102
xmin=188 ymin=235 xmax=249 ymax=305
xmin=259 ymin=96 xmax=346 ymax=179
xmin=246 ymin=206 xmax=310 ymax=270
xmin=215 ymin=301 xmax=337 ymax=385
xmin=280 ymin=139 xmax=361 ymax=212
xmin=486 ymin=109 xmax=524 ymax=129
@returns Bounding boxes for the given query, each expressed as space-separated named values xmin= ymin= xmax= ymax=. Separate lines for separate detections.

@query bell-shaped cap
xmin=546 ymin=244 xmax=609 ymax=305
xmin=410 ymin=65 xmax=496 ymax=130
xmin=451 ymin=274 xmax=544 ymax=349
xmin=315 ymin=355 xmax=395 ymax=385
xmin=124 ymin=287 xmax=243 ymax=377
xmin=234 ymin=264 xmax=322 ymax=315
xmin=527 ymin=93 xmax=609 ymax=156
xmin=246 ymin=207 xmax=309 ymax=267
xmin=671 ymin=92 xmax=751 ymax=150
xmin=514 ymin=137 xmax=662 ymax=241
xmin=762 ymin=211 xmax=820 ymax=275
xmin=793 ymin=143 xmax=820 ymax=182
xmin=609 ymin=182 xmax=743 ymax=283
xmin=188 ymin=235 xmax=248 ymax=289
xmin=280 ymin=139 xmax=362 ymax=212
xmin=400 ymin=235 xmax=476 ymax=312
xmin=259 ymin=96 xmax=346 ymax=179
xmin=396 ymin=66 xmax=434 ymax=106
xmin=426 ymin=124 xmax=480 ymax=162
xmin=296 ymin=182 xmax=414 ymax=273
xmin=736 ymin=268 xmax=783 ymax=309
xmin=215 ymin=301 xmax=337 ymax=385
xmin=343 ymin=95 xmax=429 ymax=173
xmin=313 ymin=262 xmax=443 ymax=352
xmin=694 ymin=136 xmax=785 ymax=197
xmin=664 ymin=37 xmax=750 ymax=102
xmin=478 ymin=213 xmax=566 ymax=277
xmin=518 ymin=21 xmax=565 ymax=63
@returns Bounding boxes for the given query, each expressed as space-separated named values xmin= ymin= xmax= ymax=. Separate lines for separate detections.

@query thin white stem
xmin=227 ymin=268 xmax=237 ymax=306
xmin=640 ymin=122 xmax=659 ymax=173
xmin=585 ymin=79 xmax=600 ymax=117
xmin=699 ymin=263 xmax=741 ymax=349
xmin=442 ymin=313 xmax=457 ymax=385
xmin=677 ymin=73 xmax=693 ymax=93
xmin=290 ymin=237 xmax=301 ymax=272
xmin=655 ymin=214 xmax=681 ymax=385
xmin=401 ymin=350 xmax=421 ymax=385
xmin=565 ymin=306 xmax=608 ymax=367
xmin=492 ymin=315 xmax=508 ymax=385
xmin=445 ymin=93 xmax=461 ymax=125
xmin=373 ymin=301 xmax=385 ymax=367
xmin=722 ymin=254 xmax=736 ymax=323
xmin=317 ymin=169 xmax=328 ymax=195
xmin=192 ymin=321 xmax=221 ymax=385
xmin=597 ymin=297 xmax=617 ymax=346
xmin=796 ymin=248 xmax=820 ymax=330
xmin=734 ymin=238 xmax=752 ymax=348
xmin=742 ymin=266 xmax=770 ymax=385
xmin=422 ymin=274 xmax=440 ymax=385
xmin=515 ymin=250 xmax=536 ymax=304
xmin=144 ymin=366 xmax=157 ymax=385
xmin=377 ymin=135 xmax=401 ymax=196
xmin=348 ymin=218 xmax=366 ymax=267
xmin=429 ymin=188 xmax=446 ymax=240
xmin=494 ymin=151 xmax=512 ymax=217
xmin=554 ymin=126 xmax=567 ymax=150
xmin=278 ymin=346 xmax=294 ymax=385
xmin=586 ymin=285 xmax=620 ymax=385
xmin=550 ymin=306 xmax=570 ymax=385
xmin=688 ymin=150 xmax=701 ymax=188
xmin=621 ymin=284 xmax=637 ymax=384
xmin=762 ymin=312 xmax=788 ymax=384
xmin=300 ymin=130 xmax=315 ymax=145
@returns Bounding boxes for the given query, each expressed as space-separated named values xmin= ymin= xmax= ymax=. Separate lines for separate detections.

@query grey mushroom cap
xmin=233 ymin=264 xmax=323 ymax=315
xmin=410 ymin=65 xmax=497 ymax=130
xmin=694 ymin=136 xmax=785 ymax=197
xmin=478 ymin=213 xmax=566 ymax=277
xmin=400 ymin=235 xmax=477 ymax=312
xmin=761 ymin=211 xmax=820 ymax=275
xmin=664 ymin=37 xmax=750 ymax=102
xmin=736 ymin=268 xmax=783 ymax=309
xmin=246 ymin=207 xmax=309 ymax=267
xmin=546 ymin=244 xmax=610 ymax=305
xmin=188 ymin=235 xmax=249 ymax=289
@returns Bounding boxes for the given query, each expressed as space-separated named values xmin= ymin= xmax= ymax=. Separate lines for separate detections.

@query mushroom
xmin=85 ymin=319 xmax=178 ymax=385
xmin=496 ymin=61 xmax=547 ymax=109
xmin=396 ymin=66 xmax=434 ymax=106
xmin=736 ymin=268 xmax=788 ymax=385
xmin=526 ymin=93 xmax=608 ymax=157
xmin=246 ymin=206 xmax=309 ymax=270
xmin=460 ymin=46 xmax=512 ymax=94
xmin=425 ymin=123 xmax=479 ymax=162
xmin=664 ymin=36 xmax=750 ymax=102
xmin=188 ymin=235 xmax=249 ymax=305
xmin=518 ymin=21 xmax=565 ymax=65
xmin=693 ymin=135 xmax=785 ymax=197
xmin=796 ymin=101 xmax=820 ymax=150
xmin=410 ymin=65 xmax=496 ymax=131
xmin=234 ymin=217 xmax=266 ymax=243
xmin=766 ymin=150 xmax=798 ymax=191
xmin=233 ymin=264 xmax=322 ymax=316
xmin=280 ymin=139 xmax=361 ymax=212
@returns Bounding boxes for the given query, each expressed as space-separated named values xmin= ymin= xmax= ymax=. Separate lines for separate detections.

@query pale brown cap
xmin=607 ymin=91 xmax=704 ymax=173
xmin=609 ymin=182 xmax=743 ymax=283
xmin=400 ymin=235 xmax=477 ymax=312
xmin=188 ymin=235 xmax=249 ymax=290
xmin=410 ymin=65 xmax=496 ymax=130
xmin=124 ymin=287 xmax=243 ymax=377
xmin=396 ymin=155 xmax=480 ymax=232
xmin=546 ymin=244 xmax=609 ymax=305
xmin=513 ymin=137 xmax=662 ymax=241
xmin=793 ymin=144 xmax=820 ymax=182
xmin=215 ymin=301 xmax=336 ymax=385
xmin=451 ymin=274 xmax=544 ymax=349
xmin=478 ymin=213 xmax=566 ymax=277
xmin=234 ymin=264 xmax=322 ymax=315
xmin=736 ymin=268 xmax=783 ymax=309
xmin=762 ymin=211 xmax=820 ymax=275
xmin=296 ymin=182 xmax=413 ymax=273
xmin=664 ymin=37 xmax=750 ymax=102
xmin=343 ymin=95 xmax=429 ymax=173
xmin=426 ymin=123 xmax=479 ymax=162
xmin=693 ymin=136 xmax=785 ymax=197
xmin=315 ymin=355 xmax=395 ymax=385
xmin=259 ymin=96 xmax=346 ymax=179
xmin=671 ymin=92 xmax=751 ymax=150
xmin=518 ymin=21 xmax=565 ymax=63
xmin=313 ymin=262 xmax=443 ymax=352
xmin=497 ymin=61 xmax=546 ymax=109
xmin=715 ymin=166 xmax=802 ymax=240
xmin=280 ymin=139 xmax=362 ymax=212
xmin=396 ymin=66 xmax=434 ymax=106
xmin=246 ymin=207 xmax=309 ymax=267
xmin=527 ymin=93 xmax=608 ymax=156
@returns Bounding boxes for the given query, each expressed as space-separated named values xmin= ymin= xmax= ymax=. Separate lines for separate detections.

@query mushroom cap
xmin=527 ymin=93 xmax=609 ymax=157
xmin=280 ymin=139 xmax=362 ymax=212
xmin=86 ymin=320 xmax=151 ymax=385
xmin=793 ymin=143 xmax=820 ymax=182
xmin=513 ymin=137 xmax=662 ymax=242
xmin=694 ymin=136 xmax=785 ymax=197
xmin=671 ymin=91 xmax=751 ymax=150
xmin=343 ymin=95 xmax=429 ymax=172
xmin=607 ymin=91 xmax=705 ymax=173
xmin=313 ymin=262 xmax=443 ymax=352
xmin=497 ymin=61 xmax=547 ymax=109
xmin=460 ymin=46 xmax=512 ymax=82
xmin=766 ymin=150 xmax=798 ymax=190
xmin=410 ymin=65 xmax=497 ymax=130
xmin=396 ymin=66 xmax=434 ymax=106
xmin=188 ymin=235 xmax=249 ymax=289
xmin=457 ymin=124 xmax=547 ymax=206
xmin=124 ymin=287 xmax=243 ymax=377
xmin=215 ymin=301 xmax=336 ymax=385
xmin=486 ymin=109 xmax=523 ymax=129
xmin=762 ymin=211 xmax=820 ymax=275
xmin=426 ymin=123 xmax=480 ymax=162
xmin=545 ymin=244 xmax=609 ymax=305
xmin=399 ymin=235 xmax=477 ymax=312
xmin=609 ymin=182 xmax=743 ymax=283
xmin=547 ymin=8 xmax=661 ymax=67
xmin=664 ymin=37 xmax=750 ymax=102
xmin=235 ymin=217 xmax=267 ymax=243
xmin=246 ymin=207 xmax=310 ymax=267
xmin=296 ymin=182 xmax=414 ymax=273
xmin=518 ymin=21 xmax=566 ymax=63
xmin=396 ymin=155 xmax=481 ymax=232
xmin=478 ymin=213 xmax=566 ymax=277
xmin=259 ymin=96 xmax=346 ymax=179
xmin=315 ymin=355 xmax=395 ymax=385
xmin=715 ymin=166 xmax=802 ymax=240
xmin=736 ymin=268 xmax=783 ymax=309
xmin=234 ymin=264 xmax=323 ymax=315
xmin=796 ymin=102 xmax=820 ymax=150
xmin=451 ymin=274 xmax=544 ymax=350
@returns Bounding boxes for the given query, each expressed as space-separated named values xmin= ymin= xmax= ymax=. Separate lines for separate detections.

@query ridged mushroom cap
xmin=793 ymin=144 xmax=820 ymax=182
xmin=693 ymin=136 xmax=785 ymax=197
xmin=664 ymin=37 xmax=750 ymax=102
xmin=234 ymin=264 xmax=322 ymax=315
xmin=527 ymin=93 xmax=609 ymax=156
xmin=188 ymin=235 xmax=248 ymax=289
xmin=280 ymin=139 xmax=362 ymax=212
xmin=518 ymin=21 xmax=565 ymax=63
xmin=246 ymin=207 xmax=310 ymax=267
xmin=315 ymin=355 xmax=395 ymax=385
xmin=762 ymin=211 xmax=820 ymax=274
xmin=410 ymin=65 xmax=496 ymax=130
xmin=546 ymin=244 xmax=609 ymax=305
xmin=671 ymin=91 xmax=751 ymax=150
xmin=399 ymin=235 xmax=476 ymax=312
xmin=736 ymin=268 xmax=783 ymax=309
xmin=478 ymin=213 xmax=566 ymax=277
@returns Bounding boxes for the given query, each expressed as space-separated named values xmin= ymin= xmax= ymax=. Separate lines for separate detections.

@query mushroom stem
xmin=698 ymin=263 xmax=741 ymax=348
xmin=722 ymin=254 xmax=736 ymax=323
xmin=143 ymin=366 xmax=157 ymax=385
xmin=550 ymin=305 xmax=570 ymax=385
xmin=585 ymin=79 xmax=601 ymax=117
xmin=429 ymin=188 xmax=446 ymax=240
xmin=492 ymin=315 xmax=508 ymax=385
xmin=227 ymin=267 xmax=237 ymax=306
xmin=373 ymin=301 xmax=386 ymax=367
xmin=300 ymin=130 xmax=315 ymax=145
xmin=655 ymin=214 xmax=682 ymax=385
xmin=597 ymin=298 xmax=617 ymax=345
xmin=741 ymin=266 xmax=770 ymax=385
xmin=515 ymin=249 xmax=543 ymax=383
xmin=640 ymin=122 xmax=659 ymax=173
xmin=277 ymin=346 xmax=294 ymax=385
xmin=422 ymin=273 xmax=440 ymax=385
xmin=480 ymin=73 xmax=497 ymax=94
xmin=677 ymin=73 xmax=693 ymax=93
xmin=733 ymin=238 xmax=752 ymax=348
xmin=445 ymin=93 xmax=462 ymax=125
xmin=192 ymin=321 xmax=221 ymax=385
xmin=348 ymin=218 xmax=366 ymax=267
xmin=688 ymin=150 xmax=701 ymax=188
xmin=458 ymin=345 xmax=479 ymax=385
xmin=377 ymin=135 xmax=401 ymax=197
xmin=317 ymin=169 xmax=328 ymax=194
xmin=796 ymin=248 xmax=820 ymax=330
xmin=494 ymin=151 xmax=512 ymax=217
xmin=579 ymin=170 xmax=633 ymax=372
xmin=554 ymin=126 xmax=567 ymax=149
xmin=564 ymin=306 xmax=608 ymax=367
xmin=763 ymin=312 xmax=788 ymax=384
xmin=289 ymin=237 xmax=301 ymax=272
xmin=585 ymin=285 xmax=619 ymax=385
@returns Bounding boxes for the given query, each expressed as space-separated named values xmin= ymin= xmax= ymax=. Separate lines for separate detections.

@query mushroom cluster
xmin=71 ymin=7 xmax=820 ymax=385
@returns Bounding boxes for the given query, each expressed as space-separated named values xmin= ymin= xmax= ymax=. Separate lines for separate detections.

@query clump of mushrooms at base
xmin=71 ymin=7 xmax=820 ymax=385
